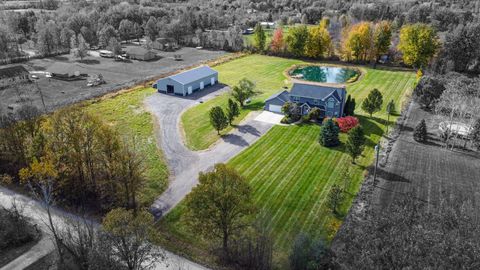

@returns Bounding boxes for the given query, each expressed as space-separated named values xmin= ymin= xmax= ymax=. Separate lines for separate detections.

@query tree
xmin=362 ymin=89 xmax=383 ymax=117
xmin=102 ymin=208 xmax=164 ymax=270
xmin=327 ymin=184 xmax=344 ymax=215
xmin=308 ymin=107 xmax=321 ymax=121
xmin=372 ymin=21 xmax=392 ymax=62
xmin=282 ymin=102 xmax=301 ymax=122
xmin=73 ymin=34 xmax=88 ymax=60
xmin=226 ymin=98 xmax=240 ymax=125
xmin=398 ymin=23 xmax=439 ymax=68
xmin=253 ymin=23 xmax=266 ymax=52
xmin=231 ymin=78 xmax=257 ymax=107
xmin=270 ymin=27 xmax=285 ymax=54
xmin=186 ymin=163 xmax=255 ymax=258
xmin=285 ymin=25 xmax=309 ymax=57
xmin=305 ymin=22 xmax=332 ymax=58
xmin=289 ymin=233 xmax=334 ymax=270
xmin=345 ymin=126 xmax=365 ymax=163
xmin=209 ymin=106 xmax=228 ymax=135
xmin=386 ymin=100 xmax=395 ymax=133
xmin=107 ymin=37 xmax=121 ymax=56
xmin=341 ymin=22 xmax=373 ymax=62
xmin=471 ymin=118 xmax=480 ymax=151
xmin=344 ymin=95 xmax=356 ymax=116
xmin=118 ymin=19 xmax=134 ymax=43
xmin=319 ymin=119 xmax=340 ymax=147
xmin=144 ymin=17 xmax=158 ymax=41
xmin=442 ymin=22 xmax=480 ymax=73
xmin=413 ymin=119 xmax=428 ymax=142
xmin=98 ymin=24 xmax=117 ymax=48
xmin=133 ymin=23 xmax=143 ymax=43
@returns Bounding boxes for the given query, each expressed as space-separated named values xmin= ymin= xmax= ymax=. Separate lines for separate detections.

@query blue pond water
xmin=290 ymin=66 xmax=358 ymax=83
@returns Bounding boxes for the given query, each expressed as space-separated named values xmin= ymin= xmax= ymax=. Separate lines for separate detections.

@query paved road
xmin=0 ymin=187 xmax=209 ymax=270
xmin=145 ymin=86 xmax=274 ymax=218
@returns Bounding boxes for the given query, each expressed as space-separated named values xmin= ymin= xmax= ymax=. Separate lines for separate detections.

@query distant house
xmin=265 ymin=83 xmax=346 ymax=118
xmin=154 ymin=65 xmax=218 ymax=96
xmin=152 ymin=38 xmax=177 ymax=51
xmin=260 ymin=22 xmax=276 ymax=29
xmin=125 ymin=47 xmax=156 ymax=61
xmin=0 ymin=65 xmax=30 ymax=88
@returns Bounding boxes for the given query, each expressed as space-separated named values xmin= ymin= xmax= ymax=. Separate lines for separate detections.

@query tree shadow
xmin=236 ymin=124 xmax=261 ymax=137
xmin=51 ymin=56 xmax=69 ymax=62
xmin=221 ymin=133 xmax=249 ymax=147
xmin=172 ymin=83 xmax=229 ymax=100
xmin=377 ymin=168 xmax=411 ymax=183
xmin=76 ymin=59 xmax=100 ymax=65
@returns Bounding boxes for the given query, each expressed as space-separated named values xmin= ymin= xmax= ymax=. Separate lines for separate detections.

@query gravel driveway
xmin=144 ymin=86 xmax=274 ymax=218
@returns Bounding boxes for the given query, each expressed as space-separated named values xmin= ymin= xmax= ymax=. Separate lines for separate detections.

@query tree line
xmin=0 ymin=105 xmax=146 ymax=213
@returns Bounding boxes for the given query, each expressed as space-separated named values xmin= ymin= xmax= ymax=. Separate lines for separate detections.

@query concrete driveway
xmin=144 ymin=86 xmax=274 ymax=218
xmin=255 ymin=111 xmax=285 ymax=125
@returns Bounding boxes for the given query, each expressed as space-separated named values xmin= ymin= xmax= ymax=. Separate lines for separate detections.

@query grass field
xmin=85 ymin=87 xmax=169 ymax=206
xmin=162 ymin=55 xmax=416 ymax=266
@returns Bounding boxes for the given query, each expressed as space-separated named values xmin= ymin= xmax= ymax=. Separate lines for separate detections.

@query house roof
xmin=169 ymin=66 xmax=218 ymax=85
xmin=125 ymin=46 xmax=154 ymax=55
xmin=290 ymin=83 xmax=345 ymax=102
xmin=265 ymin=90 xmax=290 ymax=103
xmin=0 ymin=66 xmax=29 ymax=80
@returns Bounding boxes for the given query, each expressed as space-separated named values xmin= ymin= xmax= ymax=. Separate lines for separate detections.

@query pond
xmin=290 ymin=66 xmax=359 ymax=84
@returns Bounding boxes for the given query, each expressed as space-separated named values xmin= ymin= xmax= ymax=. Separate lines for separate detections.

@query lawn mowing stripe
xmin=251 ymin=126 xmax=315 ymax=203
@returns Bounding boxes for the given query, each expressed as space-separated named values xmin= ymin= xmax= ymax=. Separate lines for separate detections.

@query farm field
xmin=84 ymin=87 xmax=169 ymax=206
xmin=161 ymin=55 xmax=416 ymax=266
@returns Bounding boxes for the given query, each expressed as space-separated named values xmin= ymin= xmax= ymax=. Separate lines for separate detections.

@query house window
xmin=327 ymin=98 xmax=335 ymax=109
xmin=292 ymin=96 xmax=300 ymax=102
xmin=314 ymin=99 xmax=320 ymax=105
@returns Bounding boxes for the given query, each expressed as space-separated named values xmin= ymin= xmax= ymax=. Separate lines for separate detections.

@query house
xmin=265 ymin=83 xmax=347 ymax=118
xmin=125 ymin=47 xmax=156 ymax=61
xmin=0 ymin=65 xmax=30 ymax=88
xmin=154 ymin=65 xmax=218 ymax=96
xmin=152 ymin=38 xmax=177 ymax=51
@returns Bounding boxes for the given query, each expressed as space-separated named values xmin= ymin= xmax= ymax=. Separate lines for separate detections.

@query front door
xmin=211 ymin=77 xmax=215 ymax=85
xmin=166 ymin=85 xmax=174 ymax=94
xmin=200 ymin=81 xmax=204 ymax=89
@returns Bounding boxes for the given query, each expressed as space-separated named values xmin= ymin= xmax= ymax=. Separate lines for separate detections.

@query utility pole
xmin=373 ymin=144 xmax=380 ymax=186
xmin=36 ymin=82 xmax=47 ymax=113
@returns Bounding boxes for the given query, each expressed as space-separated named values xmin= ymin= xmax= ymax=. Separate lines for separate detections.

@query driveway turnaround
xmin=145 ymin=86 xmax=274 ymax=218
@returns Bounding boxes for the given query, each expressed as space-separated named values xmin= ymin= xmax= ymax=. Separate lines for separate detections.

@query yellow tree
xmin=398 ymin=23 xmax=439 ymax=68
xmin=341 ymin=22 xmax=374 ymax=62
xmin=305 ymin=22 xmax=332 ymax=58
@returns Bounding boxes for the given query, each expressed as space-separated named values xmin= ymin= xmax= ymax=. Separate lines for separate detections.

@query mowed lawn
xmin=84 ymin=87 xmax=169 ymax=206
xmin=182 ymin=55 xmax=304 ymax=150
xmin=161 ymin=56 xmax=416 ymax=264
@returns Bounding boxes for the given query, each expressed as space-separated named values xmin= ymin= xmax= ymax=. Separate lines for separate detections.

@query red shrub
xmin=336 ymin=116 xmax=359 ymax=133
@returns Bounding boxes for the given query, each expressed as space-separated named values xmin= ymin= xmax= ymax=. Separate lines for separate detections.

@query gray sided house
xmin=265 ymin=83 xmax=346 ymax=118
xmin=0 ymin=65 xmax=30 ymax=88
xmin=154 ymin=65 xmax=218 ymax=96
xmin=125 ymin=47 xmax=156 ymax=61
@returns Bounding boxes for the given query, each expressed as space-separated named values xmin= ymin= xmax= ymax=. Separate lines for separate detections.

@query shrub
xmin=336 ymin=116 xmax=360 ymax=133
xmin=281 ymin=117 xmax=291 ymax=124
xmin=308 ymin=107 xmax=321 ymax=121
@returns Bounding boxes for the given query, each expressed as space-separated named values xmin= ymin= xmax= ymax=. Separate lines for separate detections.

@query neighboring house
xmin=125 ymin=47 xmax=156 ymax=61
xmin=265 ymin=83 xmax=347 ymax=118
xmin=0 ymin=65 xmax=30 ymax=88
xmin=152 ymin=38 xmax=177 ymax=51
xmin=154 ymin=65 xmax=218 ymax=96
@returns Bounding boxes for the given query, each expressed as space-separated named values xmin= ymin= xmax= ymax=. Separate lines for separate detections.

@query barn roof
xmin=169 ymin=66 xmax=218 ymax=85
xmin=125 ymin=47 xmax=153 ymax=56
xmin=0 ymin=66 xmax=29 ymax=80
xmin=290 ymin=83 xmax=345 ymax=101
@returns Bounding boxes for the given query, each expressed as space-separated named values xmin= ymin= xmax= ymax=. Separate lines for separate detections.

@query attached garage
xmin=155 ymin=65 xmax=218 ymax=96
xmin=264 ymin=90 xmax=290 ymax=114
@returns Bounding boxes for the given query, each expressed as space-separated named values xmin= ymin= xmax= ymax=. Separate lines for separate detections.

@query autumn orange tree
xmin=270 ymin=27 xmax=285 ymax=54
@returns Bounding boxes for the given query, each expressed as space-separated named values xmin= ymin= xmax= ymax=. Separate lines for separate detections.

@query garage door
xmin=269 ymin=104 xmax=282 ymax=113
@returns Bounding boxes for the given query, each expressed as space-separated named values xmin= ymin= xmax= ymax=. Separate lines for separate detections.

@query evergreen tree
xmin=362 ymin=89 xmax=383 ymax=117
xmin=73 ymin=34 xmax=88 ymax=60
xmin=253 ymin=23 xmax=266 ymax=52
xmin=413 ymin=119 xmax=428 ymax=142
xmin=226 ymin=98 xmax=240 ymax=125
xmin=386 ymin=99 xmax=396 ymax=133
xmin=471 ymin=118 xmax=480 ymax=151
xmin=209 ymin=106 xmax=228 ymax=135
xmin=319 ymin=119 xmax=340 ymax=147
xmin=346 ymin=126 xmax=365 ymax=163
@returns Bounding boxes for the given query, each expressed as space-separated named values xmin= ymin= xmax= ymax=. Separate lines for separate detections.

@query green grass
xmin=85 ymin=87 xmax=168 ymax=206
xmin=182 ymin=55 xmax=304 ymax=150
xmin=162 ymin=55 xmax=416 ymax=267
